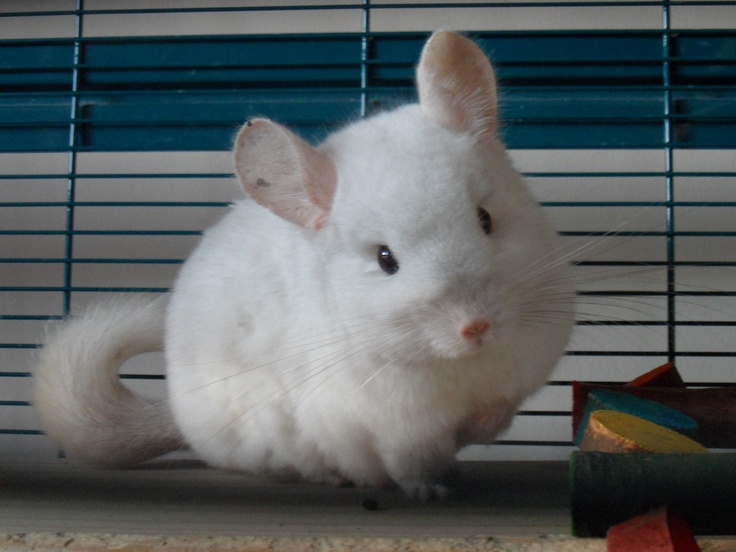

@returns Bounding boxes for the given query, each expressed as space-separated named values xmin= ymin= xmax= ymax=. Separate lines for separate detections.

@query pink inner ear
xmin=417 ymin=31 xmax=498 ymax=137
xmin=233 ymin=118 xmax=337 ymax=230
xmin=303 ymin=144 xmax=337 ymax=214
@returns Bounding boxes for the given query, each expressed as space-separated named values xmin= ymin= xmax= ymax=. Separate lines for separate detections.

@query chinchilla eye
xmin=478 ymin=207 xmax=492 ymax=235
xmin=377 ymin=245 xmax=399 ymax=275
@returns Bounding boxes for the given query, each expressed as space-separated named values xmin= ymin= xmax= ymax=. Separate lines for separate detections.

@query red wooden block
xmin=625 ymin=361 xmax=685 ymax=388
xmin=607 ymin=506 xmax=701 ymax=552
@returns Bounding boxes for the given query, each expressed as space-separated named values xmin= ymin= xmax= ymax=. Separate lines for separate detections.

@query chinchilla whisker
xmin=172 ymin=314 xmax=393 ymax=391
xmin=221 ymin=339 xmax=395 ymax=439
xmin=198 ymin=348 xmax=358 ymax=445
xmin=227 ymin=316 xmax=402 ymax=415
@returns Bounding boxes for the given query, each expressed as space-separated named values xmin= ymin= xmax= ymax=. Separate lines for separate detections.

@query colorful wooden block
xmin=606 ymin=506 xmax=701 ymax=552
xmin=573 ymin=390 xmax=699 ymax=446
xmin=572 ymin=383 xmax=736 ymax=448
xmin=579 ymin=410 xmax=708 ymax=453
xmin=570 ymin=451 xmax=736 ymax=537
xmin=625 ymin=362 xmax=685 ymax=388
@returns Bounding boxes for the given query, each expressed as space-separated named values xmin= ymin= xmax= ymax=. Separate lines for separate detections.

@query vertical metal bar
xmin=662 ymin=0 xmax=677 ymax=363
xmin=360 ymin=0 xmax=370 ymax=118
xmin=64 ymin=0 xmax=84 ymax=315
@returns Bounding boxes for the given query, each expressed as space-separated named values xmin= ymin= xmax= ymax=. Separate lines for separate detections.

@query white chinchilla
xmin=34 ymin=31 xmax=574 ymax=499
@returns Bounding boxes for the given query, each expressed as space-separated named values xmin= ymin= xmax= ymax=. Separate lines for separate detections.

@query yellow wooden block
xmin=579 ymin=410 xmax=709 ymax=454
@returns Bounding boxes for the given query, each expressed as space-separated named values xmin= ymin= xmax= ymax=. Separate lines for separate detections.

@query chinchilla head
xmin=232 ymin=32 xmax=575 ymax=381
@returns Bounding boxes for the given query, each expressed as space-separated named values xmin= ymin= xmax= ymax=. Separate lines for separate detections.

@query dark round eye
xmin=377 ymin=245 xmax=399 ymax=275
xmin=477 ymin=207 xmax=492 ymax=235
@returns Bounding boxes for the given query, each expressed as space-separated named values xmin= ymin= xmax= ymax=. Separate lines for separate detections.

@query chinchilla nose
xmin=461 ymin=318 xmax=491 ymax=342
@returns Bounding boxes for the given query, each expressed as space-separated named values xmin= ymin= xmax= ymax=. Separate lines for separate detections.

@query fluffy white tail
xmin=34 ymin=295 xmax=184 ymax=467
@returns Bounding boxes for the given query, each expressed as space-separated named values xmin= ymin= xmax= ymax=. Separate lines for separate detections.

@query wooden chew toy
xmin=573 ymin=390 xmax=699 ymax=446
xmin=625 ymin=362 xmax=685 ymax=388
xmin=572 ymin=382 xmax=736 ymax=448
xmin=572 ymin=363 xmax=735 ymax=538
xmin=578 ymin=410 xmax=708 ymax=453
xmin=570 ymin=451 xmax=736 ymax=537
xmin=606 ymin=506 xmax=701 ymax=552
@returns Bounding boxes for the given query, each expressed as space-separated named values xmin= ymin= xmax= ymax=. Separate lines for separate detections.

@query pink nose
xmin=461 ymin=319 xmax=491 ymax=341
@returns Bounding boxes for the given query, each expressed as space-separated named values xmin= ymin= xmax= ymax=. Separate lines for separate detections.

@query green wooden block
xmin=570 ymin=451 xmax=736 ymax=537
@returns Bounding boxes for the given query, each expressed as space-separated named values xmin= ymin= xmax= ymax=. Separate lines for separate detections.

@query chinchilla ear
xmin=416 ymin=31 xmax=498 ymax=138
xmin=233 ymin=118 xmax=337 ymax=230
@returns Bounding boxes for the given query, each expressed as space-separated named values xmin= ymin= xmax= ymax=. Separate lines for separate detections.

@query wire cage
xmin=1 ymin=0 xmax=735 ymax=470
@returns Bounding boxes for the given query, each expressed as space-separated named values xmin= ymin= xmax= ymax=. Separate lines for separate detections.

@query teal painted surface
xmin=2 ymin=31 xmax=734 ymax=151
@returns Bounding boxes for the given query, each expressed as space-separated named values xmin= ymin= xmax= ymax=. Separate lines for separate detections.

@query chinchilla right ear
xmin=233 ymin=118 xmax=337 ymax=231
xmin=416 ymin=31 xmax=499 ymax=139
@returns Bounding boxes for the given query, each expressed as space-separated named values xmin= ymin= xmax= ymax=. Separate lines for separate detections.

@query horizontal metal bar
xmin=3 ymin=57 xmax=734 ymax=76
xmin=2 ymin=229 xmax=736 ymax=239
xmin=3 ymin=85 xmax=735 ymax=102
xmin=5 ymin=200 xmax=736 ymax=210
xmin=526 ymin=172 xmax=736 ymax=178
xmin=0 ymin=258 xmax=183 ymax=264
xmin=544 ymin=201 xmax=736 ymax=207
xmin=0 ymin=315 xmax=63 ymax=321
xmin=0 ymin=344 xmax=37 ymax=349
xmin=579 ymin=290 xmax=736 ymax=297
xmin=2 ymin=3 xmax=736 ymax=20
xmin=0 ymin=5 xmax=361 ymax=18
xmin=0 ymin=201 xmax=229 ymax=208
xmin=9 ymin=143 xmax=736 ymax=154
xmin=0 ymin=174 xmax=232 ymax=180
xmin=0 ymin=230 xmax=721 ymax=238
xmin=573 ymin=261 xmax=736 ymax=267
xmin=547 ymin=380 xmax=736 ymax=387
xmin=0 ymin=231 xmax=201 ymax=237
xmin=1 ymin=171 xmax=734 ymax=180
xmin=561 ymin=231 xmax=736 ymax=237
xmin=577 ymin=320 xmax=736 ymax=326
xmin=4 ymin=287 xmax=733 ymax=297
xmin=4 ymin=113 xmax=735 ymax=128
xmin=517 ymin=411 xmax=570 ymax=416
xmin=6 ymin=61 xmax=360 ymax=73
xmin=0 ymin=287 xmax=168 ymax=293
xmin=5 ymin=316 xmax=732 ymax=327
xmin=0 ymin=88 xmax=373 ymax=99
xmin=566 ymin=350 xmax=736 ymax=357
xmin=507 ymin=117 xmax=736 ymax=127
xmin=2 ymin=120 xmax=260 ymax=129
